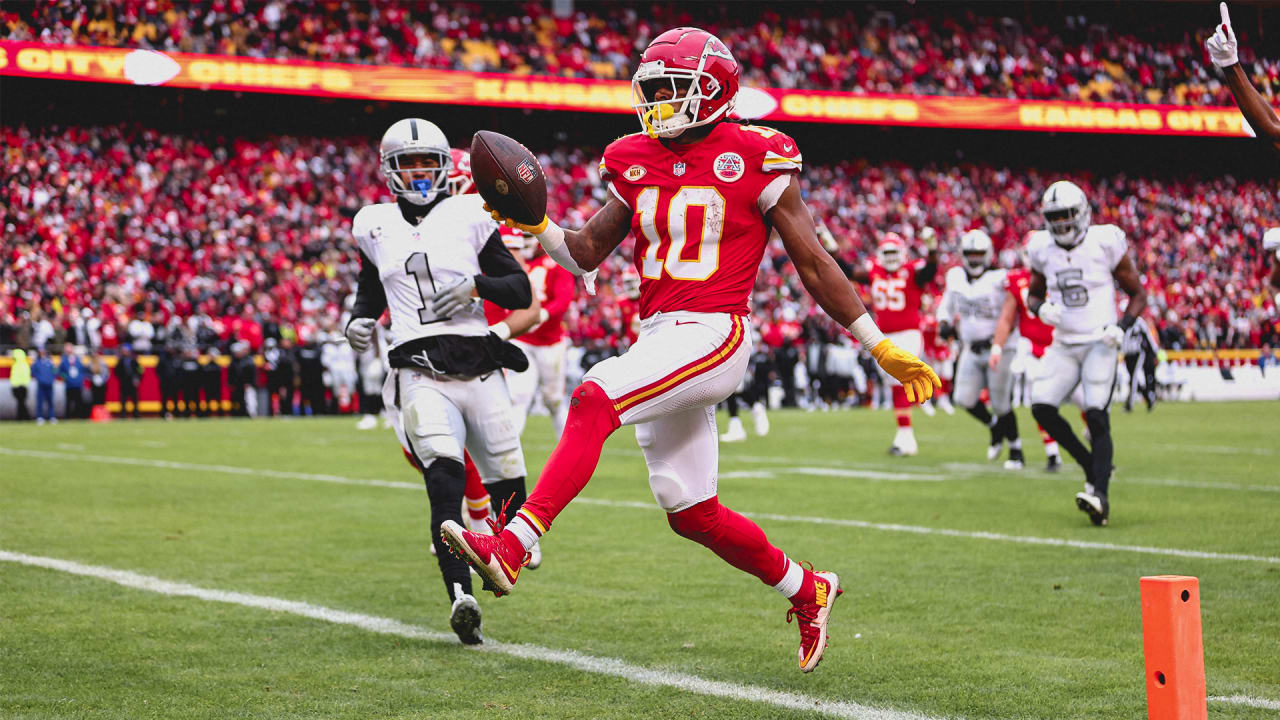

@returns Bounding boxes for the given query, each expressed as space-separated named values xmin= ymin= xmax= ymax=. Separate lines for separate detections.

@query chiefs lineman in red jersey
xmin=506 ymin=241 xmax=576 ymax=438
xmin=991 ymin=242 xmax=1064 ymax=472
xmin=441 ymin=27 xmax=939 ymax=672
xmin=844 ymin=231 xmax=939 ymax=455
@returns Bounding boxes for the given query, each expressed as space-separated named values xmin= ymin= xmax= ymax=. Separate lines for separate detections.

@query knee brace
xmin=666 ymin=496 xmax=721 ymax=543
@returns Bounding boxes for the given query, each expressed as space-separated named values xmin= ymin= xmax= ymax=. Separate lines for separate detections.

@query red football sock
xmin=667 ymin=496 xmax=790 ymax=586
xmin=892 ymin=386 xmax=911 ymax=428
xmin=512 ymin=381 xmax=620 ymax=536
xmin=462 ymin=453 xmax=490 ymax=522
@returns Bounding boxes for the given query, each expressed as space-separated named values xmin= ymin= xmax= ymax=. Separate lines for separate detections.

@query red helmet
xmin=446 ymin=148 xmax=474 ymax=195
xmin=877 ymin=232 xmax=907 ymax=272
xmin=632 ymin=27 xmax=739 ymax=139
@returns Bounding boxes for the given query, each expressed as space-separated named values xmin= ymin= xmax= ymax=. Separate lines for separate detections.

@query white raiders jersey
xmin=941 ymin=266 xmax=1008 ymax=343
xmin=1027 ymin=224 xmax=1127 ymax=344
xmin=352 ymin=195 xmax=498 ymax=350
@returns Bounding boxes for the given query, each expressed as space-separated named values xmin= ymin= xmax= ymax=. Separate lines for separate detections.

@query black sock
xmin=485 ymin=477 xmax=527 ymax=521
xmin=726 ymin=393 xmax=740 ymax=418
xmin=1084 ymin=409 xmax=1113 ymax=495
xmin=967 ymin=403 xmax=998 ymax=443
xmin=1032 ymin=403 xmax=1094 ymax=483
xmin=998 ymin=411 xmax=1020 ymax=442
xmin=423 ymin=458 xmax=472 ymax=603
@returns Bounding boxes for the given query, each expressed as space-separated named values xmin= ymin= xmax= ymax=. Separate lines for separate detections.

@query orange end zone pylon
xmin=1140 ymin=575 xmax=1207 ymax=720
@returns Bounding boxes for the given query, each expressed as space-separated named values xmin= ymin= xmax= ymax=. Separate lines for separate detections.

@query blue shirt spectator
xmin=58 ymin=351 xmax=85 ymax=386
xmin=32 ymin=352 xmax=56 ymax=386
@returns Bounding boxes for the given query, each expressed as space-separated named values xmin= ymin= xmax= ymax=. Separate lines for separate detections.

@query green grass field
xmin=2 ymin=402 xmax=1278 ymax=719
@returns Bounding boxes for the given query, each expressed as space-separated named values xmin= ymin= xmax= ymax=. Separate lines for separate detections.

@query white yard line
xmin=939 ymin=462 xmax=1280 ymax=494
xmin=570 ymin=498 xmax=1280 ymax=565
xmin=5 ymin=447 xmax=1277 ymax=565
xmin=0 ymin=549 xmax=949 ymax=720
xmin=1152 ymin=443 xmax=1278 ymax=457
xmin=1209 ymin=695 xmax=1280 ymax=710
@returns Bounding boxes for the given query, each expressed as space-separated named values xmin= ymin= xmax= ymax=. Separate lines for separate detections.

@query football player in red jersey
xmin=616 ymin=268 xmax=643 ymax=347
xmin=918 ymin=295 xmax=955 ymax=416
xmin=843 ymin=231 xmax=939 ymax=455
xmin=505 ymin=241 xmax=577 ymax=438
xmin=441 ymin=27 xmax=938 ymax=673
xmin=991 ymin=240 xmax=1064 ymax=472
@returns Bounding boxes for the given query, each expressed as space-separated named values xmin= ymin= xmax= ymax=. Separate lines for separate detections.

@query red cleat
xmin=440 ymin=517 xmax=528 ymax=597
xmin=787 ymin=570 xmax=843 ymax=673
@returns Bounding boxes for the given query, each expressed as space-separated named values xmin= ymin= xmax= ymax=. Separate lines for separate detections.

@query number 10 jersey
xmin=599 ymin=122 xmax=802 ymax=319
xmin=352 ymin=194 xmax=498 ymax=350
xmin=1026 ymin=224 xmax=1128 ymax=344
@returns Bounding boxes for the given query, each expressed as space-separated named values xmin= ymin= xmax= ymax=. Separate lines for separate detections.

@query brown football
xmin=469 ymin=130 xmax=547 ymax=226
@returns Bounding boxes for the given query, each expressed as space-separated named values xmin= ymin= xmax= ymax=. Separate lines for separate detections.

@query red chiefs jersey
xmin=920 ymin=314 xmax=952 ymax=361
xmin=861 ymin=260 xmax=927 ymax=334
xmin=483 ymin=300 xmax=509 ymax=325
xmin=599 ymin=122 xmax=802 ymax=318
xmin=1007 ymin=268 xmax=1054 ymax=355
xmin=618 ymin=296 xmax=642 ymax=345
xmin=519 ymin=253 xmax=575 ymax=346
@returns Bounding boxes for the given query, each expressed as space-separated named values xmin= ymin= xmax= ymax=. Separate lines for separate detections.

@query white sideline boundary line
xmin=1209 ymin=695 xmax=1280 ymax=710
xmin=5 ymin=447 xmax=1278 ymax=565
xmin=0 ymin=550 xmax=949 ymax=720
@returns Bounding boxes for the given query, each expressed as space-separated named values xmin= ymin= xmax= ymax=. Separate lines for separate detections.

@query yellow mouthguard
xmin=644 ymin=103 xmax=676 ymax=138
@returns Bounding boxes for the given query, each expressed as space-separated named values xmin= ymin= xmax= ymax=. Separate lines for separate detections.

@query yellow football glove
xmin=483 ymin=203 xmax=549 ymax=235
xmin=870 ymin=338 xmax=941 ymax=404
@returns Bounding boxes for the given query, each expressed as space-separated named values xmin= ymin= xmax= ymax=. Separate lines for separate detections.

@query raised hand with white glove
xmin=1263 ymin=227 xmax=1280 ymax=260
xmin=1036 ymin=301 xmax=1065 ymax=327
xmin=430 ymin=275 xmax=479 ymax=318
xmin=345 ymin=317 xmax=376 ymax=353
xmin=1205 ymin=2 xmax=1238 ymax=68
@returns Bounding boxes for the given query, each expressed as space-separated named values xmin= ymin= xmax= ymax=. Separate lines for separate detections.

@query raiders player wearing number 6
xmin=441 ymin=27 xmax=939 ymax=673
xmin=1026 ymin=180 xmax=1147 ymax=527
xmin=344 ymin=118 xmax=536 ymax=646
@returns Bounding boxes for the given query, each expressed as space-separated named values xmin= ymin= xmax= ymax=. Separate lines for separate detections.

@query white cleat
xmin=449 ymin=585 xmax=483 ymax=645
xmin=751 ymin=402 xmax=770 ymax=436
xmin=920 ymin=401 xmax=937 ymax=417
xmin=355 ymin=414 xmax=378 ymax=430
xmin=526 ymin=540 xmax=542 ymax=570
xmin=889 ymin=428 xmax=918 ymax=456
xmin=720 ymin=417 xmax=747 ymax=443
xmin=987 ymin=440 xmax=1004 ymax=461
xmin=937 ymin=395 xmax=956 ymax=415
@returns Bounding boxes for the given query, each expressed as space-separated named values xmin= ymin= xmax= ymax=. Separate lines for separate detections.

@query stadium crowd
xmin=6 ymin=1 xmax=1277 ymax=108
xmin=3 ymin=122 xmax=1278 ymax=379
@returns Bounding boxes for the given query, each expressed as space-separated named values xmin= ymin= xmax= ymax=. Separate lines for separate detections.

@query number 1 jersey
xmin=599 ymin=122 xmax=802 ymax=318
xmin=351 ymin=195 xmax=498 ymax=350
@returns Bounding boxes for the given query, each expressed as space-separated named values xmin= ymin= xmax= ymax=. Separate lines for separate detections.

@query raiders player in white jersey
xmin=1026 ymin=181 xmax=1147 ymax=526
xmin=344 ymin=118 xmax=535 ymax=644
xmin=939 ymin=229 xmax=1024 ymax=469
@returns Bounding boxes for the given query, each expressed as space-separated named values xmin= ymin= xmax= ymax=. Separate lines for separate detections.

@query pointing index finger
xmin=1220 ymin=2 xmax=1231 ymax=27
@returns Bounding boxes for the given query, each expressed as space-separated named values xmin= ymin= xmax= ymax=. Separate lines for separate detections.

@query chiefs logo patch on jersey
xmin=713 ymin=152 xmax=745 ymax=182
xmin=626 ymin=165 xmax=647 ymax=181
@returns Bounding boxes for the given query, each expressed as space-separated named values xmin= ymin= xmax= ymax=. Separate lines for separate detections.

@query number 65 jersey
xmin=352 ymin=194 xmax=498 ymax=349
xmin=599 ymin=122 xmax=802 ymax=318
xmin=1026 ymin=224 xmax=1127 ymax=344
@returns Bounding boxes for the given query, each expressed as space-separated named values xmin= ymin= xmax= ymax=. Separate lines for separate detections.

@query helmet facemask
xmin=632 ymin=61 xmax=731 ymax=139
xmin=1042 ymin=204 xmax=1090 ymax=248
xmin=382 ymin=148 xmax=451 ymax=206
xmin=962 ymin=251 xmax=989 ymax=276
xmin=877 ymin=245 xmax=905 ymax=273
